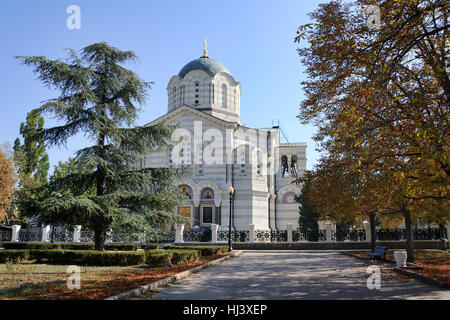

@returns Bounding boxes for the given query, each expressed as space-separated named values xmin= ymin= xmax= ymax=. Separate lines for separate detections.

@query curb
xmin=105 ymin=251 xmax=242 ymax=300
xmin=393 ymin=267 xmax=450 ymax=289
xmin=340 ymin=251 xmax=423 ymax=269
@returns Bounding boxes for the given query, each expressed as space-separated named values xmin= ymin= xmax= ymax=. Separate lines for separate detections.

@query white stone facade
xmin=143 ymin=53 xmax=306 ymax=230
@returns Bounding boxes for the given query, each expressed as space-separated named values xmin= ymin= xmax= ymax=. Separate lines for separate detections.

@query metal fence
xmin=0 ymin=226 xmax=446 ymax=244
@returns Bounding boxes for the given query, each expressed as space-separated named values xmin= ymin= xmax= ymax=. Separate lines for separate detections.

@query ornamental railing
xmin=184 ymin=229 xmax=211 ymax=242
xmin=293 ymin=230 xmax=327 ymax=242
xmin=0 ymin=230 xmax=12 ymax=242
xmin=334 ymin=229 xmax=366 ymax=242
xmin=1 ymin=226 xmax=446 ymax=244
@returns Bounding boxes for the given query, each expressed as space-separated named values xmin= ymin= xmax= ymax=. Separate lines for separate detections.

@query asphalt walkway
xmin=144 ymin=251 xmax=450 ymax=300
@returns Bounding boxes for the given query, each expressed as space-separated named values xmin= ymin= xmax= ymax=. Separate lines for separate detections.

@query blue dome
xmin=178 ymin=56 xmax=230 ymax=79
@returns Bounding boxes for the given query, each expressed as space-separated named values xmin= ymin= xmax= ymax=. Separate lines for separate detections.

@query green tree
xmin=17 ymin=42 xmax=182 ymax=250
xmin=49 ymin=157 xmax=96 ymax=197
xmin=14 ymin=109 xmax=49 ymax=185
xmin=297 ymin=178 xmax=320 ymax=241
xmin=13 ymin=110 xmax=50 ymax=220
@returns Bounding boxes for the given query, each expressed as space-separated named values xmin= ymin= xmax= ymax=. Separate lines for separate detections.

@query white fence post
xmin=73 ymin=225 xmax=82 ymax=242
xmin=105 ymin=229 xmax=113 ymax=243
xmin=363 ymin=220 xmax=371 ymax=242
xmin=248 ymin=224 xmax=255 ymax=243
xmin=286 ymin=223 xmax=293 ymax=242
xmin=210 ymin=224 xmax=218 ymax=243
xmin=11 ymin=225 xmax=21 ymax=242
xmin=41 ymin=225 xmax=51 ymax=242
xmin=175 ymin=224 xmax=184 ymax=243
xmin=325 ymin=223 xmax=333 ymax=242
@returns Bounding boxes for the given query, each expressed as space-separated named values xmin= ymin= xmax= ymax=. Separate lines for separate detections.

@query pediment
xmin=144 ymin=105 xmax=239 ymax=130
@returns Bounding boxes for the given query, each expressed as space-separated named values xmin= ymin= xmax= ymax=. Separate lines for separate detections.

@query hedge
xmin=170 ymin=250 xmax=199 ymax=265
xmin=0 ymin=250 xmax=30 ymax=263
xmin=2 ymin=243 xmax=140 ymax=251
xmin=145 ymin=250 xmax=173 ymax=267
xmin=0 ymin=249 xmax=146 ymax=266
xmin=140 ymin=244 xmax=159 ymax=250
xmin=164 ymin=245 xmax=227 ymax=257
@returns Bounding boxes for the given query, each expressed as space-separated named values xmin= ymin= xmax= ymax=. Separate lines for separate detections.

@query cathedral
xmin=143 ymin=42 xmax=306 ymax=231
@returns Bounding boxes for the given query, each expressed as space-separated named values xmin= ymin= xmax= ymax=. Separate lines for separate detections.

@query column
xmin=211 ymin=223 xmax=218 ymax=243
xmin=286 ymin=223 xmax=293 ymax=242
xmin=175 ymin=223 xmax=184 ymax=243
xmin=363 ymin=220 xmax=371 ymax=242
xmin=41 ymin=225 xmax=50 ymax=242
xmin=73 ymin=225 xmax=82 ymax=242
xmin=325 ymin=222 xmax=333 ymax=242
xmin=248 ymin=224 xmax=255 ymax=243
xmin=11 ymin=225 xmax=21 ymax=242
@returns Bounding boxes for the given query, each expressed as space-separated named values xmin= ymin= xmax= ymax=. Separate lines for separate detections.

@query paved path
xmin=144 ymin=251 xmax=450 ymax=300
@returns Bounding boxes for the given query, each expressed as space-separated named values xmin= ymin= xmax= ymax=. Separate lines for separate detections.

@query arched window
xmin=290 ymin=155 xmax=298 ymax=177
xmin=281 ymin=155 xmax=289 ymax=178
xmin=282 ymin=192 xmax=297 ymax=204
xmin=201 ymin=188 xmax=214 ymax=200
xmin=178 ymin=185 xmax=193 ymax=200
xmin=173 ymin=87 xmax=176 ymax=107
xmin=221 ymin=84 xmax=227 ymax=108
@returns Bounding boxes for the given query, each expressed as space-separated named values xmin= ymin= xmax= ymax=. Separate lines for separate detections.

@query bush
xmin=0 ymin=250 xmax=30 ymax=263
xmin=140 ymin=244 xmax=159 ymax=250
xmin=2 ymin=242 xmax=139 ymax=251
xmin=145 ymin=250 xmax=173 ymax=267
xmin=164 ymin=245 xmax=227 ymax=257
xmin=170 ymin=250 xmax=199 ymax=265
xmin=15 ymin=249 xmax=146 ymax=266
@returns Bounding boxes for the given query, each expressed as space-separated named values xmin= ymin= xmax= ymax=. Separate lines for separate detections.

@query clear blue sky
xmin=0 ymin=0 xmax=328 ymax=173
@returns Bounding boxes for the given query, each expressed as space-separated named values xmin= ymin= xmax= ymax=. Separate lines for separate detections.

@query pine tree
xmin=297 ymin=178 xmax=320 ymax=241
xmin=17 ymin=42 xmax=182 ymax=250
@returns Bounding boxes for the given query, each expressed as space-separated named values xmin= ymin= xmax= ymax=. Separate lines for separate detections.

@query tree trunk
xmin=403 ymin=208 xmax=415 ymax=263
xmin=94 ymin=227 xmax=105 ymax=251
xmin=369 ymin=213 xmax=376 ymax=251
xmin=438 ymin=224 xmax=444 ymax=238
xmin=4 ymin=211 xmax=9 ymax=225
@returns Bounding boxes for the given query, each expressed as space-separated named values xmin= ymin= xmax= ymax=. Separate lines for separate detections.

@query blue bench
xmin=367 ymin=246 xmax=388 ymax=260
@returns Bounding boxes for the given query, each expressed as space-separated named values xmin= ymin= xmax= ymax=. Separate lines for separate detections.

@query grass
xmin=0 ymin=253 xmax=229 ymax=300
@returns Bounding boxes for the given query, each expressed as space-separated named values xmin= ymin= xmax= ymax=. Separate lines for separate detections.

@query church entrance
xmin=177 ymin=206 xmax=192 ymax=231
xmin=200 ymin=205 xmax=216 ymax=225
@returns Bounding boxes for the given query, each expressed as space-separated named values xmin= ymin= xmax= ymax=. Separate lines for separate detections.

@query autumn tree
xmin=0 ymin=150 xmax=16 ymax=224
xmin=295 ymin=0 xmax=449 ymax=261
xmin=17 ymin=42 xmax=182 ymax=250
